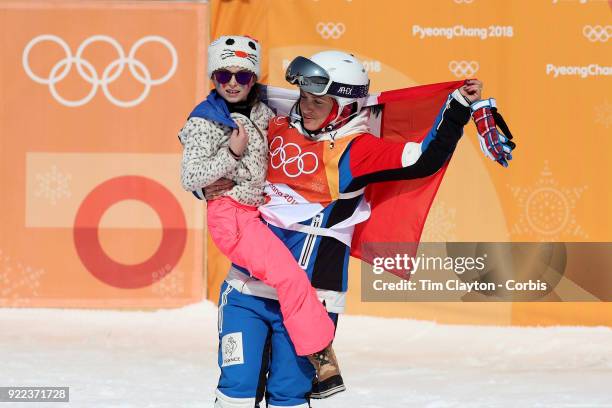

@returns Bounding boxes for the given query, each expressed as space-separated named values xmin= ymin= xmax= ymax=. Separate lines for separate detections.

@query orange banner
xmin=210 ymin=0 xmax=612 ymax=325
xmin=2 ymin=0 xmax=612 ymax=326
xmin=0 ymin=1 xmax=209 ymax=307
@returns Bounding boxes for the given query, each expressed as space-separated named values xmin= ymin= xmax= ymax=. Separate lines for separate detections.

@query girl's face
xmin=212 ymin=66 xmax=256 ymax=103
xmin=299 ymin=91 xmax=335 ymax=131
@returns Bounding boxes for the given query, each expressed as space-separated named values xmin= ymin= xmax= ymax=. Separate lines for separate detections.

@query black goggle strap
xmin=288 ymin=76 xmax=369 ymax=98
xmin=286 ymin=56 xmax=369 ymax=98
xmin=326 ymin=81 xmax=369 ymax=98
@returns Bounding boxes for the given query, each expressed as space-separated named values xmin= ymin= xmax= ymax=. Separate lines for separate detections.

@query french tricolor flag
xmin=263 ymin=80 xmax=465 ymax=272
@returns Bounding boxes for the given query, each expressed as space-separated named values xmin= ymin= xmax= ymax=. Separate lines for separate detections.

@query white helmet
xmin=286 ymin=50 xmax=370 ymax=131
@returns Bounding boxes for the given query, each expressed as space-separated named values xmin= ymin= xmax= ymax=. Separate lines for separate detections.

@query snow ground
xmin=1 ymin=301 xmax=612 ymax=408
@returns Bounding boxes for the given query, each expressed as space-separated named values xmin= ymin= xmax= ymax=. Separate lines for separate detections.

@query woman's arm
xmin=340 ymin=85 xmax=479 ymax=192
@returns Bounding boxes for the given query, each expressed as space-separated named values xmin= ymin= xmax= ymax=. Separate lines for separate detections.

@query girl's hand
xmin=228 ymin=122 xmax=249 ymax=158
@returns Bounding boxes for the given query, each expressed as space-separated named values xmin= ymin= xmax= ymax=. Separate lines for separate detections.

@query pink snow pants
xmin=207 ymin=196 xmax=335 ymax=356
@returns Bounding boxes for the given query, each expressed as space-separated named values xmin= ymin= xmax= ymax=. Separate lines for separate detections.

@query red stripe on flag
xmin=351 ymin=81 xmax=464 ymax=275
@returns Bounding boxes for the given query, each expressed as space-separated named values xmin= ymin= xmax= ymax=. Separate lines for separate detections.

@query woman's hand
xmin=459 ymin=79 xmax=483 ymax=104
xmin=228 ymin=122 xmax=249 ymax=158
xmin=204 ymin=178 xmax=235 ymax=200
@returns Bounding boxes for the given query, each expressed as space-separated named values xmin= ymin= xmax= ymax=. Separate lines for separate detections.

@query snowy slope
xmin=1 ymin=301 xmax=612 ymax=408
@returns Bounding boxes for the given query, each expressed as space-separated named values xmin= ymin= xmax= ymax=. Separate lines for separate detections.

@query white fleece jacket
xmin=178 ymin=101 xmax=275 ymax=206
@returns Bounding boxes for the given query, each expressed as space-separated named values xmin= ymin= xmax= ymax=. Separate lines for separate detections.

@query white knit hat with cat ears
xmin=207 ymin=35 xmax=261 ymax=79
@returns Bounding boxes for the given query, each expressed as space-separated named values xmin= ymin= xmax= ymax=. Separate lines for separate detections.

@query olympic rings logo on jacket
xmin=269 ymin=136 xmax=319 ymax=178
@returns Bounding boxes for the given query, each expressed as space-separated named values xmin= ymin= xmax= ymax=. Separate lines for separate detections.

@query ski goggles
xmin=285 ymin=56 xmax=369 ymax=98
xmin=213 ymin=70 xmax=255 ymax=85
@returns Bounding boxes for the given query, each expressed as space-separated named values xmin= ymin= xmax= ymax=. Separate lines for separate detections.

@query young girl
xmin=178 ymin=36 xmax=341 ymax=395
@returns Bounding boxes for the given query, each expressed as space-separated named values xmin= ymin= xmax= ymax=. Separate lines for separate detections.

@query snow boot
xmin=307 ymin=344 xmax=346 ymax=399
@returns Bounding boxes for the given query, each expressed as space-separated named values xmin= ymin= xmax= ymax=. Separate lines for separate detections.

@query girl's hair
xmin=245 ymin=83 xmax=261 ymax=107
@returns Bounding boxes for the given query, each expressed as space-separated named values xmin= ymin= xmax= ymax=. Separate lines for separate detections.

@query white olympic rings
xmin=22 ymin=34 xmax=178 ymax=108
xmin=269 ymin=136 xmax=319 ymax=178
xmin=448 ymin=60 xmax=480 ymax=78
xmin=582 ymin=25 xmax=611 ymax=42
xmin=316 ymin=22 xmax=346 ymax=40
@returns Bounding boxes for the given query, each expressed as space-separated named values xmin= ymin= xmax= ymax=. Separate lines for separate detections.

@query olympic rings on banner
xmin=449 ymin=60 xmax=480 ymax=78
xmin=22 ymin=34 xmax=178 ymax=107
xmin=582 ymin=25 xmax=611 ymax=42
xmin=316 ymin=22 xmax=346 ymax=40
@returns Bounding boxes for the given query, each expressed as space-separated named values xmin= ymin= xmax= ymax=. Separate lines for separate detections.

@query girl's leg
xmin=207 ymin=197 xmax=335 ymax=356
xmin=309 ymin=313 xmax=346 ymax=399
xmin=231 ymin=204 xmax=335 ymax=356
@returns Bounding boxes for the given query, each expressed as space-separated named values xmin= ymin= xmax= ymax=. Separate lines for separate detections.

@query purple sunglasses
xmin=213 ymin=70 xmax=255 ymax=85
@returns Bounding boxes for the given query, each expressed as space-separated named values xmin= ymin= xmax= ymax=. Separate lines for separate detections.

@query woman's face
xmin=212 ymin=66 xmax=256 ymax=104
xmin=299 ymin=91 xmax=335 ymax=131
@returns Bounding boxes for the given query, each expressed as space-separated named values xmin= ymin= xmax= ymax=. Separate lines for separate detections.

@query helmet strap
xmin=290 ymin=100 xmax=361 ymax=138
xmin=318 ymin=100 xmax=339 ymax=130
xmin=321 ymin=101 xmax=359 ymax=133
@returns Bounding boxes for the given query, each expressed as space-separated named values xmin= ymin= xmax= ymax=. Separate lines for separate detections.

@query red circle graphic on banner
xmin=74 ymin=176 xmax=187 ymax=289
